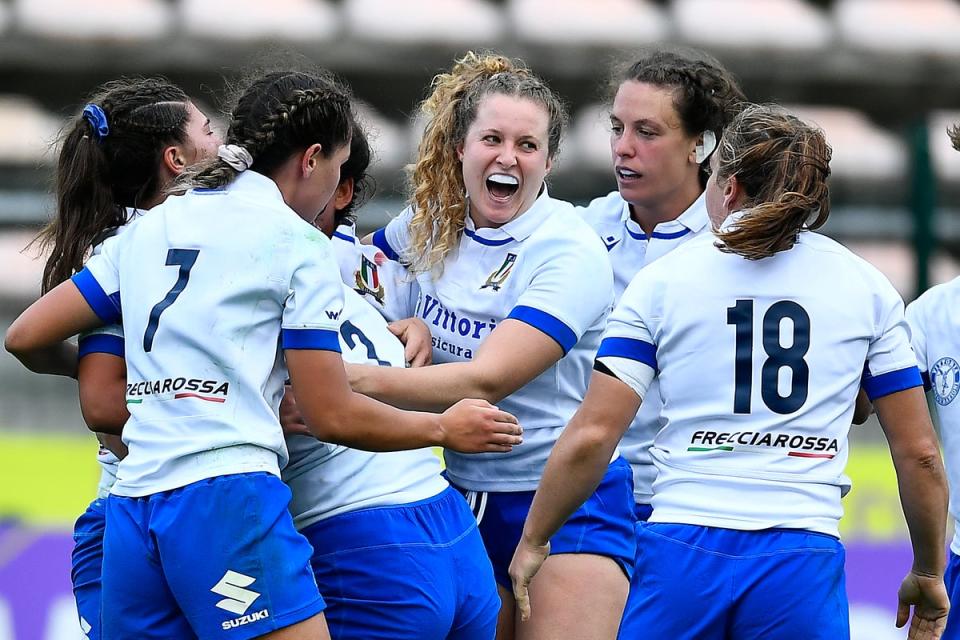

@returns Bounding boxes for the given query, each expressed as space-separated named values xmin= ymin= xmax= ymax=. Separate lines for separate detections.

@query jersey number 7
xmin=727 ymin=299 xmax=810 ymax=415
xmin=143 ymin=249 xmax=200 ymax=352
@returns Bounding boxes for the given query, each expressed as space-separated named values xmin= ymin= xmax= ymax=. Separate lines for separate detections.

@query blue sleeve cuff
xmin=507 ymin=305 xmax=578 ymax=355
xmin=281 ymin=328 xmax=342 ymax=352
xmin=371 ymin=228 xmax=400 ymax=262
xmin=921 ymin=370 xmax=932 ymax=392
xmin=71 ymin=268 xmax=121 ymax=324
xmin=597 ymin=337 xmax=658 ymax=370
xmin=863 ymin=365 xmax=923 ymax=400
xmin=78 ymin=334 xmax=124 ymax=359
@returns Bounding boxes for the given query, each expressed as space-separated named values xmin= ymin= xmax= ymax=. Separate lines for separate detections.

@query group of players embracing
xmin=5 ymin=45 xmax=957 ymax=640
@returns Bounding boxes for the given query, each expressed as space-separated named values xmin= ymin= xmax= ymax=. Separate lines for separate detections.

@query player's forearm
xmin=348 ymin=361 xmax=498 ymax=412
xmin=305 ymin=390 xmax=445 ymax=451
xmin=522 ymin=418 xmax=618 ymax=547
xmin=892 ymin=449 xmax=948 ymax=577
xmin=5 ymin=340 xmax=78 ymax=378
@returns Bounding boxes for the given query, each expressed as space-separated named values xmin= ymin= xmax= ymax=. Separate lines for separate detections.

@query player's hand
xmin=388 ymin=317 xmax=432 ymax=367
xmin=509 ymin=534 xmax=550 ymax=623
xmin=280 ymin=384 xmax=313 ymax=438
xmin=438 ymin=398 xmax=522 ymax=453
xmin=897 ymin=570 xmax=949 ymax=639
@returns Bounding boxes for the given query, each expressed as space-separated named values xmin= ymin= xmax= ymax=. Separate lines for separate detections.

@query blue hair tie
xmin=82 ymin=104 xmax=109 ymax=141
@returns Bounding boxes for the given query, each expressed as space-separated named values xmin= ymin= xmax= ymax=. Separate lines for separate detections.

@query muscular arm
xmin=874 ymin=387 xmax=948 ymax=577
xmin=4 ymin=281 xmax=103 ymax=378
xmin=286 ymin=348 xmax=521 ymax=453
xmin=78 ymin=353 xmax=129 ymax=436
xmin=347 ymin=319 xmax=564 ymax=411
xmin=520 ymin=370 xmax=640 ymax=545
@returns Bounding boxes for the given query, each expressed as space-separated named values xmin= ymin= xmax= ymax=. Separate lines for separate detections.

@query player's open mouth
xmin=616 ymin=167 xmax=641 ymax=181
xmin=486 ymin=173 xmax=520 ymax=200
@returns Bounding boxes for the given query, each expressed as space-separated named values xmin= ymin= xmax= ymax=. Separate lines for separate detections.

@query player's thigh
xmin=618 ymin=523 xmax=729 ymax=640
xmin=495 ymin=585 xmax=516 ymax=640
xmin=730 ymin=530 xmax=848 ymax=640
xmin=101 ymin=495 xmax=196 ymax=640
xmin=153 ymin=473 xmax=325 ymax=640
xmin=514 ymin=553 xmax=627 ymax=640
xmin=72 ymin=499 xmax=106 ymax=639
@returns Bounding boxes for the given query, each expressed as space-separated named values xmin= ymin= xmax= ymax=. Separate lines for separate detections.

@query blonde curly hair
xmin=405 ymin=51 xmax=567 ymax=275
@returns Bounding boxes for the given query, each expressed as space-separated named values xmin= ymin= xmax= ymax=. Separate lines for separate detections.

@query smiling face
xmin=610 ymin=81 xmax=703 ymax=212
xmin=457 ymin=93 xmax=552 ymax=229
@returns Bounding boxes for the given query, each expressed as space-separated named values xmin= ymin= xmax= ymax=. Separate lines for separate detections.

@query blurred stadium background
xmin=1 ymin=0 xmax=959 ymax=638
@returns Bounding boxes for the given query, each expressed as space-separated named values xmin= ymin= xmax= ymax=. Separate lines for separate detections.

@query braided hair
xmin=182 ymin=71 xmax=353 ymax=191
xmin=36 ymin=77 xmax=191 ymax=293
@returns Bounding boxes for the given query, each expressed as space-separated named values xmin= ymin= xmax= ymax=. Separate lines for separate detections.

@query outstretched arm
xmin=287 ymin=348 xmax=522 ymax=453
xmin=5 ymin=281 xmax=103 ymax=378
xmin=348 ymin=319 xmax=564 ymax=411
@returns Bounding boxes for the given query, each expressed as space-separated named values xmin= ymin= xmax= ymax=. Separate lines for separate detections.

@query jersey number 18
xmin=727 ymin=299 xmax=811 ymax=415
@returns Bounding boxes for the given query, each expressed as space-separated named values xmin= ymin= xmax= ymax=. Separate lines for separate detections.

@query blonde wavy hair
xmin=713 ymin=104 xmax=832 ymax=261
xmin=404 ymin=51 xmax=567 ymax=275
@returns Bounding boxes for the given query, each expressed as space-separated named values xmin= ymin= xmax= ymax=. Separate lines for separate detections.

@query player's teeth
xmin=488 ymin=174 xmax=519 ymax=186
xmin=618 ymin=168 xmax=639 ymax=178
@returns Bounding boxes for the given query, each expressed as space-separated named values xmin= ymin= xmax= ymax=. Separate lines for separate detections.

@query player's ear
xmin=161 ymin=144 xmax=187 ymax=176
xmin=722 ymin=175 xmax=743 ymax=212
xmin=333 ymin=178 xmax=354 ymax=211
xmin=301 ymin=143 xmax=324 ymax=176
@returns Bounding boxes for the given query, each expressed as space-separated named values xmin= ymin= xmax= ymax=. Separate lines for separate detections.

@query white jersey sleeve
xmin=507 ymin=233 xmax=614 ymax=355
xmin=905 ymin=295 xmax=931 ymax=386
xmin=72 ymin=232 xmax=123 ymax=327
xmin=281 ymin=229 xmax=345 ymax=351
xmin=595 ymin=277 xmax=660 ymax=401
xmin=371 ymin=205 xmax=414 ymax=263
xmin=861 ymin=272 xmax=923 ymax=400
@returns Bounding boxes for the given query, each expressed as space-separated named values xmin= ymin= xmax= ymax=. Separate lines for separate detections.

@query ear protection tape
xmin=695 ymin=129 xmax=717 ymax=164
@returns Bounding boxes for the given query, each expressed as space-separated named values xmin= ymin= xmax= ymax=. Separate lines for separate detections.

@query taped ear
xmin=695 ymin=130 xmax=717 ymax=164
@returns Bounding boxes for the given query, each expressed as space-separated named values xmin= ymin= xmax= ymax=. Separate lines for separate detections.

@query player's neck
xmin=628 ymin=186 xmax=702 ymax=236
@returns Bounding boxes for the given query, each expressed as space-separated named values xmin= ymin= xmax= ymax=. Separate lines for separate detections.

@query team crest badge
xmin=354 ymin=254 xmax=385 ymax=304
xmin=480 ymin=253 xmax=517 ymax=291
xmin=931 ymin=356 xmax=960 ymax=406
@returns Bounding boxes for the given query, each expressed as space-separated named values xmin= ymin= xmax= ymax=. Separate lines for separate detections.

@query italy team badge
xmin=480 ymin=253 xmax=517 ymax=291
xmin=354 ymin=254 xmax=385 ymax=304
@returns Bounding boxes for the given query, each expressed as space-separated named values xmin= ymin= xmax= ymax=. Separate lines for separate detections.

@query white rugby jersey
xmin=73 ymin=171 xmax=345 ymax=497
xmin=906 ymin=278 xmax=960 ymax=554
xmin=78 ymin=208 xmax=145 ymax=498
xmin=374 ymin=190 xmax=615 ymax=491
xmin=331 ymin=223 xmax=418 ymax=322
xmin=578 ymin=190 xmax=710 ymax=503
xmin=284 ymin=284 xmax=446 ymax=530
xmin=596 ymin=226 xmax=921 ymax=537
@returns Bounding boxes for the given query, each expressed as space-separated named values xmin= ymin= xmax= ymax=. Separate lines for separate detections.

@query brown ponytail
xmin=713 ymin=104 xmax=832 ymax=261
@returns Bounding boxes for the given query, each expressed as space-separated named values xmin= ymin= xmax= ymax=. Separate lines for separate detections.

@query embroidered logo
xmin=931 ymin=356 xmax=960 ymax=406
xmin=480 ymin=253 xmax=517 ymax=291
xmin=603 ymin=235 xmax=621 ymax=252
xmin=354 ymin=254 xmax=385 ymax=304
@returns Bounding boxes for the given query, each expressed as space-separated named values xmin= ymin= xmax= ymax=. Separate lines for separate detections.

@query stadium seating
xmin=13 ymin=0 xmax=173 ymax=40
xmin=343 ymin=0 xmax=504 ymax=44
xmin=672 ymin=0 xmax=832 ymax=51
xmin=834 ymin=0 xmax=960 ymax=54
xmin=180 ymin=0 xmax=340 ymax=42
xmin=508 ymin=0 xmax=668 ymax=47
